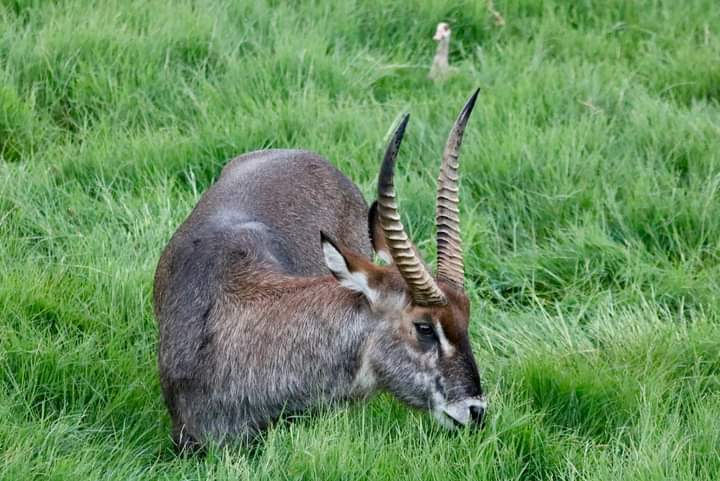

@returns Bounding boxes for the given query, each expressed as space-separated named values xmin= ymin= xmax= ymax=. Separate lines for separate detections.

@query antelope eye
xmin=414 ymin=322 xmax=435 ymax=339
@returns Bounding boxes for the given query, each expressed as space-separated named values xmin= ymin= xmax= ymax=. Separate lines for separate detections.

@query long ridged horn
xmin=378 ymin=114 xmax=447 ymax=306
xmin=436 ymin=89 xmax=479 ymax=289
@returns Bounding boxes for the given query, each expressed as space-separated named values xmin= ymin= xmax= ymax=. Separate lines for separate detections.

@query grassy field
xmin=2 ymin=0 xmax=720 ymax=479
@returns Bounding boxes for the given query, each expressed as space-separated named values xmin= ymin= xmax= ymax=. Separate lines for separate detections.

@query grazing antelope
xmin=154 ymin=90 xmax=484 ymax=450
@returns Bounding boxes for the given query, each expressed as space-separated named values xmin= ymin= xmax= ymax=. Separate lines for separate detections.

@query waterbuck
xmin=154 ymin=90 xmax=484 ymax=449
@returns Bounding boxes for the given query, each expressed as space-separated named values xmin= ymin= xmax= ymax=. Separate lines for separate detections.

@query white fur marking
xmin=323 ymin=241 xmax=379 ymax=304
xmin=323 ymin=241 xmax=348 ymax=273
xmin=434 ymin=322 xmax=456 ymax=357
xmin=433 ymin=396 xmax=487 ymax=429
xmin=351 ymin=350 xmax=377 ymax=395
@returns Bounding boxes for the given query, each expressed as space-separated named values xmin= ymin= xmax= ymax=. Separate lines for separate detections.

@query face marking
xmin=434 ymin=321 xmax=456 ymax=357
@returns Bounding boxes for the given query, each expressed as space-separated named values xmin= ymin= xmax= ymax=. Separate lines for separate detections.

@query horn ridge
xmin=436 ymin=88 xmax=480 ymax=289
xmin=377 ymin=114 xmax=447 ymax=306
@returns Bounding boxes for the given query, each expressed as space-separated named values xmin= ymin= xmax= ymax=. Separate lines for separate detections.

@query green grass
xmin=1 ymin=0 xmax=719 ymax=479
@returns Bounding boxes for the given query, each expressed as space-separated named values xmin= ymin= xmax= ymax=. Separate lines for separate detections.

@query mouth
xmin=435 ymin=410 xmax=465 ymax=429
xmin=432 ymin=406 xmax=467 ymax=429
xmin=431 ymin=397 xmax=487 ymax=430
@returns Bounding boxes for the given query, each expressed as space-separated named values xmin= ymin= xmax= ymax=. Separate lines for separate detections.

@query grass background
xmin=1 ymin=0 xmax=720 ymax=479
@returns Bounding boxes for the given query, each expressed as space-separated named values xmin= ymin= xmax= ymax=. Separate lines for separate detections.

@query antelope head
xmin=321 ymin=90 xmax=485 ymax=428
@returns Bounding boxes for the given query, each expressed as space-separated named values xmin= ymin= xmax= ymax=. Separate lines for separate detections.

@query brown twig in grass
xmin=579 ymin=99 xmax=604 ymax=115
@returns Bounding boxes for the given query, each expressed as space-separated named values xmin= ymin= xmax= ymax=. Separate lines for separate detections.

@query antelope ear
xmin=321 ymin=232 xmax=379 ymax=303
xmin=368 ymin=201 xmax=392 ymax=264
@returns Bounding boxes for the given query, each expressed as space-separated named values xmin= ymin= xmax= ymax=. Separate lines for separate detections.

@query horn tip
xmin=393 ymin=113 xmax=410 ymax=145
xmin=462 ymin=88 xmax=480 ymax=119
xmin=396 ymin=113 xmax=410 ymax=139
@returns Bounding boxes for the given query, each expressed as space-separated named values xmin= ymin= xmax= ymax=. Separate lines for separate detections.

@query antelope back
xmin=158 ymin=149 xmax=372 ymax=280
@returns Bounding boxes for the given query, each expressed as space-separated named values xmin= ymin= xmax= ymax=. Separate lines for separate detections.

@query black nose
xmin=469 ymin=405 xmax=485 ymax=427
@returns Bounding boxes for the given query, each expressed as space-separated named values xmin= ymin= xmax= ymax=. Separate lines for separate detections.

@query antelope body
xmin=154 ymin=91 xmax=485 ymax=449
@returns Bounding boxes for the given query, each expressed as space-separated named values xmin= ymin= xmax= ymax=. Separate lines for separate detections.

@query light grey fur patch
xmin=351 ymin=347 xmax=377 ymax=396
